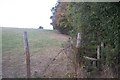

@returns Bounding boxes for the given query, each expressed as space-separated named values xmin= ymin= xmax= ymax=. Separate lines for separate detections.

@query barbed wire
xmin=42 ymin=45 xmax=71 ymax=76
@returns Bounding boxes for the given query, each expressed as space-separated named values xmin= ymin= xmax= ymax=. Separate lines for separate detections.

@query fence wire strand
xmin=42 ymin=45 xmax=71 ymax=76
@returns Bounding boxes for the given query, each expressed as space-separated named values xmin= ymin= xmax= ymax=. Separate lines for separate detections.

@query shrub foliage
xmin=50 ymin=2 xmax=119 ymax=76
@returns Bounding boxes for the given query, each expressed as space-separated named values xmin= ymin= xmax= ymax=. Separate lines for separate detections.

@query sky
xmin=0 ymin=0 xmax=58 ymax=30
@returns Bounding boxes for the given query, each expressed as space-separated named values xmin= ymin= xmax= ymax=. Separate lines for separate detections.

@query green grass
xmin=2 ymin=28 xmax=73 ymax=78
xmin=2 ymin=27 xmax=66 ymax=53
xmin=2 ymin=27 xmax=68 ymax=78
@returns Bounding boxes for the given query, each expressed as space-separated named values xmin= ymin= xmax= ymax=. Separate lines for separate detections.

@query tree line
xmin=50 ymin=1 xmax=119 ymax=77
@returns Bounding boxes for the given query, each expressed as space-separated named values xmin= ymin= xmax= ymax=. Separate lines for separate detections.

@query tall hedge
xmin=51 ymin=2 xmax=119 ymax=76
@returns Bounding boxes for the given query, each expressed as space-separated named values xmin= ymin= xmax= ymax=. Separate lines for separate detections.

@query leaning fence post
xmin=23 ymin=31 xmax=31 ymax=78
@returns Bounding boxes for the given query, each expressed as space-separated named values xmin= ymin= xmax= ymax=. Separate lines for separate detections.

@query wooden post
xmin=97 ymin=45 xmax=100 ymax=69
xmin=75 ymin=33 xmax=81 ymax=78
xmin=97 ymin=45 xmax=100 ymax=60
xmin=101 ymin=42 xmax=104 ymax=64
xmin=76 ymin=33 xmax=81 ymax=63
xmin=24 ymin=31 xmax=31 ymax=78
xmin=93 ymin=61 xmax=96 ymax=67
xmin=101 ymin=42 xmax=104 ymax=48
xmin=76 ymin=33 xmax=81 ymax=48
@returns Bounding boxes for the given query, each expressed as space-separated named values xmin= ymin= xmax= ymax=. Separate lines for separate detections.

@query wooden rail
xmin=83 ymin=56 xmax=97 ymax=61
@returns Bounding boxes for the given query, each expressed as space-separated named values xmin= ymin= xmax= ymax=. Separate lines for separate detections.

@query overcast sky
xmin=0 ymin=0 xmax=57 ymax=29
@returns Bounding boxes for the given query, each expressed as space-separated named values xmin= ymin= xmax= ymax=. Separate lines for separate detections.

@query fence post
xmin=76 ymin=33 xmax=81 ymax=48
xmin=101 ymin=42 xmax=104 ymax=64
xmin=76 ymin=33 xmax=81 ymax=63
xmin=75 ymin=33 xmax=81 ymax=78
xmin=23 ymin=31 xmax=31 ymax=78
xmin=97 ymin=45 xmax=101 ymax=69
xmin=97 ymin=45 xmax=100 ymax=60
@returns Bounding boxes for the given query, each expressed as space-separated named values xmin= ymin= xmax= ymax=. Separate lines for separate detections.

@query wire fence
xmin=41 ymin=44 xmax=72 ymax=76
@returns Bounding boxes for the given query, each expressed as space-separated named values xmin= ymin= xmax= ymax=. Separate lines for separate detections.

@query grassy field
xmin=2 ymin=27 xmax=74 ymax=78
xmin=2 ymin=27 xmax=66 ymax=52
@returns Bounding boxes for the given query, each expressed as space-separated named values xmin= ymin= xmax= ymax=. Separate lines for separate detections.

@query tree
xmin=51 ymin=2 xmax=120 ymax=77
xmin=38 ymin=26 xmax=43 ymax=29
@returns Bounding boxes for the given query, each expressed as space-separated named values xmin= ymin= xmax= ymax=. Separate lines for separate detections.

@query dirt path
xmin=2 ymin=28 xmax=75 ymax=78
